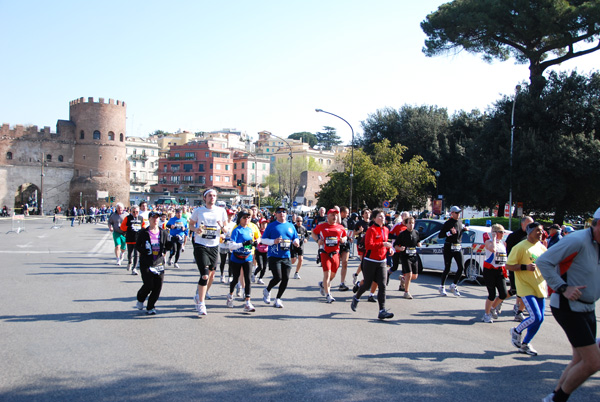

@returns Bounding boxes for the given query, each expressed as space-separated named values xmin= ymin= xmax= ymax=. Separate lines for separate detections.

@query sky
xmin=1 ymin=0 xmax=599 ymax=146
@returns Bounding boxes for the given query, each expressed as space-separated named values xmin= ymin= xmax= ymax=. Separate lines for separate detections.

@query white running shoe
xmin=294 ymin=272 xmax=301 ymax=279
xmin=235 ymin=283 xmax=242 ymax=297
xmin=326 ymin=294 xmax=335 ymax=303
xmin=439 ymin=286 xmax=447 ymax=296
xmin=136 ymin=301 xmax=144 ymax=310
xmin=193 ymin=293 xmax=199 ymax=305
xmin=227 ymin=294 xmax=234 ymax=308
xmin=198 ymin=303 xmax=207 ymax=316
xmin=490 ymin=307 xmax=499 ymax=319
xmin=450 ymin=283 xmax=461 ymax=296
xmin=403 ymin=292 xmax=413 ymax=300
xmin=274 ymin=298 xmax=284 ymax=308
xmin=518 ymin=343 xmax=538 ymax=356
xmin=117 ymin=257 xmax=121 ymax=266
xmin=220 ymin=275 xmax=225 ymax=283
xmin=263 ymin=288 xmax=271 ymax=304
xmin=132 ymin=268 xmax=138 ymax=276
xmin=318 ymin=281 xmax=326 ymax=297
xmin=251 ymin=273 xmax=256 ymax=282
xmin=510 ymin=327 xmax=523 ymax=348
xmin=174 ymin=263 xmax=180 ymax=269
xmin=244 ymin=301 xmax=256 ymax=312
xmin=482 ymin=313 xmax=493 ymax=323
xmin=257 ymin=278 xmax=265 ymax=285
xmin=496 ymin=301 xmax=503 ymax=315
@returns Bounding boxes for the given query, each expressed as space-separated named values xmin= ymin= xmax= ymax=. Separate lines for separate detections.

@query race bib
xmin=132 ymin=223 xmax=142 ymax=231
xmin=406 ymin=247 xmax=417 ymax=256
xmin=451 ymin=243 xmax=461 ymax=252
xmin=201 ymin=225 xmax=219 ymax=239
xmin=495 ymin=252 xmax=507 ymax=265
xmin=325 ymin=236 xmax=338 ymax=247
xmin=279 ymin=239 xmax=291 ymax=251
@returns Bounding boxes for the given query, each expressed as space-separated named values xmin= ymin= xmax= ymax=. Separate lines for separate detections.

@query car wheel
xmin=464 ymin=260 xmax=480 ymax=282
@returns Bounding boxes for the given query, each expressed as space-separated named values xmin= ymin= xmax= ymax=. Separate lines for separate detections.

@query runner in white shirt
xmin=189 ymin=189 xmax=228 ymax=316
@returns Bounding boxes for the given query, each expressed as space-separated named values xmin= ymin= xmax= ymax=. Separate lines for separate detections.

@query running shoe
xmin=490 ymin=307 xmax=498 ymax=319
xmin=251 ymin=273 xmax=255 ymax=282
xmin=352 ymin=273 xmax=358 ymax=285
xmin=235 ymin=283 xmax=242 ymax=297
xmin=293 ymin=272 xmax=301 ymax=279
xmin=193 ymin=292 xmax=200 ymax=305
xmin=514 ymin=312 xmax=525 ymax=322
xmin=542 ymin=393 xmax=555 ymax=402
xmin=244 ymin=301 xmax=256 ymax=312
xmin=496 ymin=301 xmax=503 ymax=315
xmin=378 ymin=309 xmax=394 ymax=320
xmin=220 ymin=275 xmax=225 ymax=283
xmin=439 ymin=286 xmax=447 ymax=296
xmin=513 ymin=303 xmax=520 ymax=315
xmin=117 ymin=257 xmax=121 ymax=266
xmin=326 ymin=294 xmax=335 ymax=303
xmin=450 ymin=283 xmax=461 ymax=296
xmin=318 ymin=281 xmax=326 ymax=297
xmin=174 ymin=263 xmax=180 ymax=269
xmin=206 ymin=292 xmax=212 ymax=300
xmin=132 ymin=268 xmax=138 ymax=276
xmin=367 ymin=295 xmax=376 ymax=303
xmin=482 ymin=313 xmax=493 ymax=323
xmin=257 ymin=278 xmax=265 ymax=285
xmin=518 ymin=343 xmax=538 ymax=356
xmin=399 ymin=276 xmax=406 ymax=292
xmin=350 ymin=296 xmax=359 ymax=312
xmin=147 ymin=308 xmax=156 ymax=315
xmin=403 ymin=292 xmax=413 ymax=300
xmin=263 ymin=288 xmax=271 ymax=304
xmin=197 ymin=303 xmax=207 ymax=316
xmin=227 ymin=294 xmax=234 ymax=308
xmin=352 ymin=282 xmax=360 ymax=293
xmin=510 ymin=327 xmax=523 ymax=348
xmin=136 ymin=301 xmax=144 ymax=310
xmin=274 ymin=298 xmax=284 ymax=308
xmin=339 ymin=283 xmax=349 ymax=292
xmin=127 ymin=263 xmax=132 ymax=272
xmin=167 ymin=258 xmax=172 ymax=266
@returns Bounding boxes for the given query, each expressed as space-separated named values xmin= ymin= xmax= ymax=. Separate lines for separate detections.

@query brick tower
xmin=69 ymin=97 xmax=129 ymax=208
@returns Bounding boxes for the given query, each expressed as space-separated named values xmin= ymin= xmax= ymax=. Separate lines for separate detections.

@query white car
xmin=417 ymin=225 xmax=511 ymax=281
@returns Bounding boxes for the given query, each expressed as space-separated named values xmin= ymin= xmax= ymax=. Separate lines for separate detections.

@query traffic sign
xmin=293 ymin=201 xmax=298 ymax=207
xmin=382 ymin=200 xmax=390 ymax=208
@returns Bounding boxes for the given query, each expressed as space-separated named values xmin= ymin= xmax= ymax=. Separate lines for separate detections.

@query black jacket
xmin=135 ymin=228 xmax=170 ymax=269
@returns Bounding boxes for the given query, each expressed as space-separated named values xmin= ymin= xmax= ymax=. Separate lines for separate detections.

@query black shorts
xmin=291 ymin=246 xmax=304 ymax=258
xmin=401 ymin=256 xmax=419 ymax=274
xmin=339 ymin=242 xmax=350 ymax=253
xmin=193 ymin=243 xmax=220 ymax=271
xmin=551 ymin=301 xmax=597 ymax=348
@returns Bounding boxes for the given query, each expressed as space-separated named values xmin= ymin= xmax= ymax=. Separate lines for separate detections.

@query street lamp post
xmin=40 ymin=152 xmax=45 ymax=216
xmin=508 ymin=84 xmax=522 ymax=231
xmin=269 ymin=133 xmax=293 ymax=208
xmin=315 ymin=109 xmax=354 ymax=212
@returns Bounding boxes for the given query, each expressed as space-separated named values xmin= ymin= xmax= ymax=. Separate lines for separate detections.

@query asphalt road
xmin=0 ymin=216 xmax=598 ymax=401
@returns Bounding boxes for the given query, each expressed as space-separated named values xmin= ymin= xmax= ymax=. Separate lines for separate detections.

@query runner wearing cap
xmin=438 ymin=206 xmax=467 ymax=296
xmin=311 ymin=208 xmax=348 ymax=303
xmin=259 ymin=206 xmax=300 ymax=308
xmin=189 ymin=189 xmax=228 ymax=316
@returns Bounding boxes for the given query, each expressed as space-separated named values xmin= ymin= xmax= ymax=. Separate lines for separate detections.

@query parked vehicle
xmin=413 ymin=219 xmax=445 ymax=241
xmin=417 ymin=225 xmax=511 ymax=281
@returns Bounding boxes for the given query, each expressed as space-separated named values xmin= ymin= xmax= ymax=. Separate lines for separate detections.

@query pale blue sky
xmin=1 ymin=0 xmax=599 ymax=145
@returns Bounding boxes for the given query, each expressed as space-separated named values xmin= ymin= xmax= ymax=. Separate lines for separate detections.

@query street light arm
xmin=315 ymin=109 xmax=354 ymax=145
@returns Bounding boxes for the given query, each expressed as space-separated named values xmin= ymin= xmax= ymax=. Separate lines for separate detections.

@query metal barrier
xmin=7 ymin=214 xmax=25 ymax=234
xmin=51 ymin=214 xmax=64 ymax=229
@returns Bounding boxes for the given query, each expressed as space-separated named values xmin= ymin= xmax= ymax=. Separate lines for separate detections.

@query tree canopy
xmin=288 ymin=132 xmax=318 ymax=147
xmin=421 ymin=0 xmax=600 ymax=94
xmin=316 ymin=126 xmax=343 ymax=150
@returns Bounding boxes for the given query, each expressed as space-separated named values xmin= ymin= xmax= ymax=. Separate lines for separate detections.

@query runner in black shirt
xmin=438 ymin=206 xmax=467 ymax=296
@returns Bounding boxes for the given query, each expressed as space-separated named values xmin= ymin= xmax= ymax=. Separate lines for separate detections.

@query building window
xmin=183 ymin=164 xmax=193 ymax=172
xmin=151 ymin=150 xmax=155 ymax=156
xmin=133 ymin=149 xmax=137 ymax=155
xmin=184 ymin=175 xmax=193 ymax=182
xmin=141 ymin=161 xmax=145 ymax=167
xmin=93 ymin=130 xmax=101 ymax=140
xmin=215 ymin=176 xmax=220 ymax=182
xmin=198 ymin=163 xmax=204 ymax=172
xmin=6 ymin=151 xmax=12 ymax=160
xmin=198 ymin=176 xmax=205 ymax=184
xmin=234 ymin=174 xmax=237 ymax=180
xmin=266 ymin=148 xmax=269 ymax=153
xmin=58 ymin=155 xmax=63 ymax=162
xmin=174 ymin=153 xmax=180 ymax=158
xmin=99 ymin=155 xmax=102 ymax=160
xmin=185 ymin=152 xmax=195 ymax=159
xmin=205 ymin=152 xmax=209 ymax=157
xmin=241 ymin=174 xmax=245 ymax=181
xmin=120 ymin=133 xmax=124 ymax=142
xmin=80 ymin=130 xmax=85 ymax=139
xmin=171 ymin=164 xmax=180 ymax=172
xmin=209 ymin=175 xmax=213 ymax=182
xmin=263 ymin=164 xmax=266 ymax=170
xmin=210 ymin=163 xmax=213 ymax=169
xmin=83 ymin=155 xmax=86 ymax=160
xmin=216 ymin=163 xmax=221 ymax=170
xmin=241 ymin=162 xmax=245 ymax=169
xmin=225 ymin=164 xmax=230 ymax=171
xmin=108 ymin=131 xmax=115 ymax=141
xmin=133 ymin=161 xmax=136 ymax=167
xmin=224 ymin=176 xmax=230 ymax=182
xmin=234 ymin=163 xmax=237 ymax=169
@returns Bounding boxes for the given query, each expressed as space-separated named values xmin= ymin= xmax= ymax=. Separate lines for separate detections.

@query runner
xmin=291 ymin=216 xmax=309 ymax=279
xmin=253 ymin=218 xmax=269 ymax=285
xmin=537 ymin=207 xmax=600 ymax=402
xmin=107 ymin=202 xmax=128 ymax=266
xmin=438 ymin=206 xmax=467 ymax=296
xmin=389 ymin=211 xmax=409 ymax=290
xmin=120 ymin=205 xmax=146 ymax=275
xmin=188 ymin=189 xmax=228 ymax=316
xmin=394 ymin=215 xmax=421 ymax=299
xmin=259 ymin=206 xmax=300 ymax=308
xmin=226 ymin=209 xmax=256 ymax=312
xmin=135 ymin=211 xmax=169 ymax=315
xmin=166 ymin=207 xmax=188 ymax=269
xmin=506 ymin=221 xmax=548 ymax=356
xmin=350 ymin=209 xmax=394 ymax=320
xmin=506 ymin=216 xmax=534 ymax=321
xmin=338 ymin=206 xmax=351 ymax=291
xmin=311 ymin=209 xmax=348 ymax=303
xmin=219 ymin=209 xmax=236 ymax=283
xmin=481 ymin=224 xmax=508 ymax=323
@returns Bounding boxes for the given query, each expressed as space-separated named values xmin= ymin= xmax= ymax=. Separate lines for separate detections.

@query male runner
xmin=312 ymin=209 xmax=347 ymax=303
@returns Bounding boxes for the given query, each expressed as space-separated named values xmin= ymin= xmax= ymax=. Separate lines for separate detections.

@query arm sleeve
xmin=260 ymin=237 xmax=275 ymax=246
xmin=537 ymin=235 xmax=581 ymax=290
xmin=120 ymin=216 xmax=128 ymax=232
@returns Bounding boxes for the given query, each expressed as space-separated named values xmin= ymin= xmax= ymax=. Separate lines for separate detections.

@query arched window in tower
xmin=108 ymin=131 xmax=115 ymax=141
xmin=80 ymin=130 xmax=85 ymax=139
xmin=93 ymin=130 xmax=101 ymax=140
xmin=120 ymin=133 xmax=124 ymax=142
xmin=6 ymin=151 xmax=12 ymax=160
xmin=58 ymin=155 xmax=64 ymax=162
xmin=46 ymin=154 xmax=52 ymax=162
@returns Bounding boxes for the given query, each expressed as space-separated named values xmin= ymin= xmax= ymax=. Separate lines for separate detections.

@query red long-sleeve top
xmin=364 ymin=223 xmax=390 ymax=262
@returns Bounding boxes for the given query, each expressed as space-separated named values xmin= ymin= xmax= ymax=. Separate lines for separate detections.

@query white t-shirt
xmin=190 ymin=206 xmax=228 ymax=247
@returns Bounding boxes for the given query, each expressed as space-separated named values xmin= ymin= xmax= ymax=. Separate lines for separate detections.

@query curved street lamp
xmin=508 ymin=84 xmax=522 ymax=231
xmin=268 ymin=133 xmax=293 ymax=208
xmin=315 ymin=109 xmax=354 ymax=212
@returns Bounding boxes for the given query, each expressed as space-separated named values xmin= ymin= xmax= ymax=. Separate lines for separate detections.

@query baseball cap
xmin=549 ymin=224 xmax=561 ymax=230
xmin=259 ymin=218 xmax=267 ymax=224
xmin=450 ymin=206 xmax=461 ymax=213
xmin=564 ymin=226 xmax=575 ymax=233
xmin=226 ymin=209 xmax=235 ymax=215
xmin=327 ymin=209 xmax=339 ymax=215
xmin=148 ymin=211 xmax=161 ymax=218
xmin=275 ymin=206 xmax=287 ymax=213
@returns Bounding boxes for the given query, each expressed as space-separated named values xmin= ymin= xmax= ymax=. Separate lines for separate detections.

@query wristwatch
xmin=556 ymin=284 xmax=568 ymax=294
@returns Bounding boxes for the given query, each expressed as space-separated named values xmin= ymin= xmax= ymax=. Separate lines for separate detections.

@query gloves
xmin=242 ymin=240 xmax=254 ymax=247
